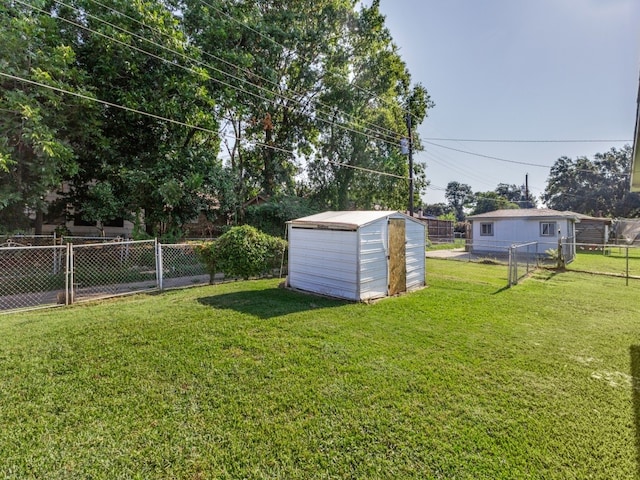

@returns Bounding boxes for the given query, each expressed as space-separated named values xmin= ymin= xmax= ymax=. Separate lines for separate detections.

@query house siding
xmin=471 ymin=218 xmax=572 ymax=252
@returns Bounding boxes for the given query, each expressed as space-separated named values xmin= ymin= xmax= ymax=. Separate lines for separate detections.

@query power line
xmin=424 ymin=141 xmax=551 ymax=168
xmin=43 ymin=0 xmax=408 ymax=149
xmin=424 ymin=137 xmax=632 ymax=143
xmin=0 ymin=71 xmax=291 ymax=155
xmin=1 ymin=72 xmax=408 ymax=181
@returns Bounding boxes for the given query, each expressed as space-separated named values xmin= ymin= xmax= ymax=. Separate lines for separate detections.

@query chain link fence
xmin=568 ymin=243 xmax=640 ymax=284
xmin=0 ymin=240 xmax=223 ymax=313
xmin=71 ymin=240 xmax=158 ymax=304
xmin=0 ymin=245 xmax=68 ymax=311
xmin=158 ymin=243 xmax=210 ymax=289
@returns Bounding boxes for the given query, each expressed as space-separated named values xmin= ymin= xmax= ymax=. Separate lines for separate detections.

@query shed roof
xmin=288 ymin=210 xmax=417 ymax=230
xmin=467 ymin=208 xmax=579 ymax=221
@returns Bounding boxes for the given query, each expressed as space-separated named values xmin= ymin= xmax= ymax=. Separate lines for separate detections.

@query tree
xmin=445 ymin=181 xmax=473 ymax=221
xmin=61 ymin=0 xmax=223 ymax=235
xmin=307 ymin=0 xmax=433 ymax=210
xmin=495 ymin=183 xmax=536 ymax=208
xmin=0 ymin=1 xmax=96 ymax=233
xmin=470 ymin=191 xmax=519 ymax=215
xmin=542 ymin=145 xmax=640 ymax=217
xmin=422 ymin=202 xmax=453 ymax=218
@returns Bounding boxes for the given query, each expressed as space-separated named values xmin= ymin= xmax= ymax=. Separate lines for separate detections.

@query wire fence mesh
xmin=0 ymin=245 xmax=68 ymax=311
xmin=158 ymin=243 xmax=210 ymax=289
xmin=567 ymin=243 xmax=640 ymax=282
xmin=71 ymin=240 xmax=158 ymax=303
xmin=508 ymin=242 xmax=542 ymax=286
xmin=0 ymin=240 xmax=221 ymax=313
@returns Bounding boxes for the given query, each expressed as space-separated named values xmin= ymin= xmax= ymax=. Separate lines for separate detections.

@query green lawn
xmin=1 ymin=260 xmax=639 ymax=479
xmin=569 ymin=248 xmax=640 ymax=278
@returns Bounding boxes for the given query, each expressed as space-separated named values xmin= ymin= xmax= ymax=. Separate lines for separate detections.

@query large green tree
xmin=445 ymin=181 xmax=473 ymax=221
xmin=542 ymin=145 xmax=640 ymax=217
xmin=36 ymin=0 xmax=227 ymax=235
xmin=307 ymin=0 xmax=432 ymax=210
xmin=0 ymin=0 xmax=96 ymax=233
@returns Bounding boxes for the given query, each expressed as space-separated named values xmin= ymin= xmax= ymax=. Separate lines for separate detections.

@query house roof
xmin=288 ymin=210 xmax=420 ymax=230
xmin=631 ymin=71 xmax=640 ymax=192
xmin=571 ymin=213 xmax=613 ymax=224
xmin=467 ymin=208 xmax=579 ymax=221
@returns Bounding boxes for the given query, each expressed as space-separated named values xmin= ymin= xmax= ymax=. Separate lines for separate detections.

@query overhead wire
xmin=424 ymin=140 xmax=552 ymax=168
xmin=21 ymin=0 xmax=414 ymax=180
xmin=11 ymin=1 xmax=624 ymax=190
xmin=423 ymin=137 xmax=632 ymax=143
xmin=55 ymin=0 xmax=626 ymax=173
xmin=0 ymin=72 xmax=408 ymax=180
xmin=79 ymin=0 xmax=406 ymax=146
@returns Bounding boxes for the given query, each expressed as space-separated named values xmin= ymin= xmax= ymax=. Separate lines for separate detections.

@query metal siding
xmin=288 ymin=227 xmax=359 ymax=300
xmin=405 ymin=219 xmax=426 ymax=291
xmin=359 ymin=221 xmax=388 ymax=300
xmin=288 ymin=213 xmax=426 ymax=301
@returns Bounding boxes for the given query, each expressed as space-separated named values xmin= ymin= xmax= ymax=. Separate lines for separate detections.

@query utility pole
xmin=525 ymin=173 xmax=529 ymax=208
xmin=406 ymin=113 xmax=414 ymax=216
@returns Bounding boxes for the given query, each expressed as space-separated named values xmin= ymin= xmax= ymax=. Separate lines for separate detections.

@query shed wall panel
xmin=288 ymin=228 xmax=359 ymax=300
xmin=359 ymin=222 xmax=388 ymax=300
xmin=288 ymin=212 xmax=426 ymax=301
xmin=405 ymin=219 xmax=426 ymax=290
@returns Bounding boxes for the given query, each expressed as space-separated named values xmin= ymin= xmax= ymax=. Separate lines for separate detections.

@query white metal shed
xmin=286 ymin=211 xmax=426 ymax=301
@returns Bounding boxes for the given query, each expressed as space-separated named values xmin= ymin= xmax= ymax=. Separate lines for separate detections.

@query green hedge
xmin=196 ymin=226 xmax=287 ymax=282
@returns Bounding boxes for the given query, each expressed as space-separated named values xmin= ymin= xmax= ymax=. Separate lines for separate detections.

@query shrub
xmin=197 ymin=226 xmax=287 ymax=281
xmin=195 ymin=241 xmax=217 ymax=284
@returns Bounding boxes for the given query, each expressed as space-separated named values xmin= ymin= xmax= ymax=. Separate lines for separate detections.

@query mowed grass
xmin=569 ymin=248 xmax=640 ymax=277
xmin=1 ymin=260 xmax=639 ymax=479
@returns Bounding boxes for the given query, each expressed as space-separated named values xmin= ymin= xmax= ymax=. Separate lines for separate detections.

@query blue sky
xmin=378 ymin=0 xmax=640 ymax=205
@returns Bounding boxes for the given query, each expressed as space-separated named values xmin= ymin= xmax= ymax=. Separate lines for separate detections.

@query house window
xmin=480 ymin=222 xmax=494 ymax=236
xmin=540 ymin=222 xmax=556 ymax=236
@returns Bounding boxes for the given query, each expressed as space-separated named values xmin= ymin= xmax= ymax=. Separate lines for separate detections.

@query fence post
xmin=508 ymin=245 xmax=514 ymax=286
xmin=557 ymin=232 xmax=564 ymax=269
xmin=626 ymin=246 xmax=629 ymax=287
xmin=67 ymin=243 xmax=74 ymax=305
xmin=156 ymin=239 xmax=163 ymax=291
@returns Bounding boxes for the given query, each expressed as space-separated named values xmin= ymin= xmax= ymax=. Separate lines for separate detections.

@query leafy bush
xmin=195 ymin=241 xmax=217 ymax=284
xmin=196 ymin=226 xmax=287 ymax=281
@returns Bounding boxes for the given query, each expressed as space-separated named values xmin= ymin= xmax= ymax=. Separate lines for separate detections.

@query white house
xmin=466 ymin=208 xmax=578 ymax=258
xmin=286 ymin=211 xmax=426 ymax=301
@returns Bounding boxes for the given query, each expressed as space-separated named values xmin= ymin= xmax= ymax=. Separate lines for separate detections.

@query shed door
xmin=388 ymin=218 xmax=406 ymax=295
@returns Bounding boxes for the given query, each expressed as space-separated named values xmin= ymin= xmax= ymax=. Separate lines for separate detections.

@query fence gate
xmin=70 ymin=240 xmax=158 ymax=303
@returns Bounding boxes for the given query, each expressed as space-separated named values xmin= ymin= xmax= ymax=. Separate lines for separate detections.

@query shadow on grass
xmin=197 ymin=287 xmax=348 ymax=319
xmin=631 ymin=345 xmax=640 ymax=479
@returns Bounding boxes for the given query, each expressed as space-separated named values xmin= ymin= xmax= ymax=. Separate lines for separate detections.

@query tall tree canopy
xmin=542 ymin=145 xmax=640 ymax=217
